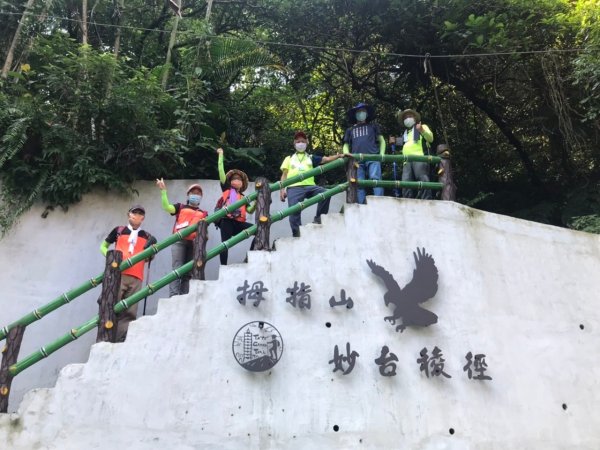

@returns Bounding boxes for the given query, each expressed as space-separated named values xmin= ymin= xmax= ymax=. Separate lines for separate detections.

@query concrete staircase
xmin=1 ymin=197 xmax=599 ymax=449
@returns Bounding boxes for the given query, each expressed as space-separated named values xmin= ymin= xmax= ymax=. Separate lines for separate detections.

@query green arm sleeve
xmin=342 ymin=143 xmax=350 ymax=154
xmin=218 ymin=153 xmax=226 ymax=184
xmin=100 ymin=241 xmax=110 ymax=256
xmin=161 ymin=190 xmax=176 ymax=214
xmin=422 ymin=125 xmax=434 ymax=143
xmin=378 ymin=135 xmax=386 ymax=155
xmin=247 ymin=201 xmax=256 ymax=214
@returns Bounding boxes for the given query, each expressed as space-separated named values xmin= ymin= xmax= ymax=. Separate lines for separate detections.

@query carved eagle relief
xmin=367 ymin=248 xmax=439 ymax=333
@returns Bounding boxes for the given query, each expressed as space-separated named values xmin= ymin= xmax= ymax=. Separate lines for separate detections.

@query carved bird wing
xmin=400 ymin=248 xmax=439 ymax=305
xmin=366 ymin=259 xmax=401 ymax=306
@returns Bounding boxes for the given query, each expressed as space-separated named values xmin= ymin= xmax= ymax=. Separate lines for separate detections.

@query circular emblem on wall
xmin=232 ymin=321 xmax=283 ymax=372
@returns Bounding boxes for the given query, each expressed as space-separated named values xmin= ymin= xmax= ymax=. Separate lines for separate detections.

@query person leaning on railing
xmin=100 ymin=204 xmax=156 ymax=341
xmin=215 ymin=147 xmax=257 ymax=265
xmin=155 ymin=179 xmax=208 ymax=296
xmin=342 ymin=102 xmax=387 ymax=204
xmin=396 ymin=108 xmax=435 ymax=200
xmin=279 ymin=130 xmax=348 ymax=238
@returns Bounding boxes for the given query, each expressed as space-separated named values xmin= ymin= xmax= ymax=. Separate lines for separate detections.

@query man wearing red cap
xmin=100 ymin=204 xmax=156 ymax=341
xmin=280 ymin=131 xmax=346 ymax=237
xmin=155 ymin=179 xmax=208 ymax=296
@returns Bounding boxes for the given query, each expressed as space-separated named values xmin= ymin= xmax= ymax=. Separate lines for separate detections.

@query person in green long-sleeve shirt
xmin=342 ymin=102 xmax=386 ymax=204
xmin=155 ymin=179 xmax=207 ymax=296
xmin=215 ymin=147 xmax=256 ymax=265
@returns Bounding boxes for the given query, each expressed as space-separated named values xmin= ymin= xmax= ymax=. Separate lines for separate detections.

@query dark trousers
xmin=401 ymin=161 xmax=432 ymax=199
xmin=287 ymin=185 xmax=330 ymax=236
xmin=169 ymin=239 xmax=194 ymax=297
xmin=219 ymin=218 xmax=255 ymax=265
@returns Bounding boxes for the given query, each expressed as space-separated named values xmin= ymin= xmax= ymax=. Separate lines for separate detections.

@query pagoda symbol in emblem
xmin=232 ymin=321 xmax=283 ymax=372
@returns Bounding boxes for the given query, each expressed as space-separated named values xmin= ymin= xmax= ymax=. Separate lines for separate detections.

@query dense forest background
xmin=1 ymin=0 xmax=598 ymax=235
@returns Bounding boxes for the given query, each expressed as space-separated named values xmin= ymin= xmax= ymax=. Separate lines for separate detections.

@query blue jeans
xmin=357 ymin=160 xmax=383 ymax=204
xmin=287 ymin=185 xmax=330 ymax=236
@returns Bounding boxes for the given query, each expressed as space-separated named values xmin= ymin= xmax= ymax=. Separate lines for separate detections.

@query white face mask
xmin=294 ymin=142 xmax=307 ymax=152
xmin=404 ymin=117 xmax=416 ymax=128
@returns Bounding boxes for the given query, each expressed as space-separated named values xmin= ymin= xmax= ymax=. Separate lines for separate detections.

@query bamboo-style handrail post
xmin=254 ymin=177 xmax=272 ymax=251
xmin=191 ymin=221 xmax=208 ymax=280
xmin=9 ymin=183 xmax=350 ymax=377
xmin=0 ymin=325 xmax=25 ymax=412
xmin=436 ymin=144 xmax=457 ymax=201
xmin=0 ymin=158 xmax=351 ymax=344
xmin=96 ymin=250 xmax=122 ymax=343
xmin=346 ymin=157 xmax=358 ymax=204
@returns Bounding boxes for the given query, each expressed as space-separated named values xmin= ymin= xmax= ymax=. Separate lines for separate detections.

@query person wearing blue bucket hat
xmin=342 ymin=102 xmax=386 ymax=204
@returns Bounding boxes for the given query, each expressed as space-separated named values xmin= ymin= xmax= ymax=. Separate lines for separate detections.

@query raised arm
xmin=217 ymin=147 xmax=227 ymax=184
xmin=156 ymin=178 xmax=176 ymax=214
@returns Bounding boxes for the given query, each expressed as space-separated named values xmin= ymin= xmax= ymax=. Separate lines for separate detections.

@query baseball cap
xmin=129 ymin=204 xmax=145 ymax=215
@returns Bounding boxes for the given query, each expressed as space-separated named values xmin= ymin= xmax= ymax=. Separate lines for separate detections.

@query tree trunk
xmin=0 ymin=325 xmax=26 ymax=412
xmin=436 ymin=144 xmax=457 ymax=201
xmin=345 ymin=158 xmax=358 ymax=204
xmin=447 ymin=74 xmax=542 ymax=188
xmin=113 ymin=0 xmax=125 ymax=59
xmin=81 ymin=0 xmax=88 ymax=45
xmin=1 ymin=0 xmax=35 ymax=79
xmin=206 ymin=0 xmax=214 ymax=22
xmin=161 ymin=0 xmax=181 ymax=89
xmin=96 ymin=250 xmax=122 ymax=343
xmin=254 ymin=177 xmax=271 ymax=251
xmin=191 ymin=221 xmax=208 ymax=280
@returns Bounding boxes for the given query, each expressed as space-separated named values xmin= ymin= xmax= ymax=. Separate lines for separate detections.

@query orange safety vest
xmin=115 ymin=232 xmax=149 ymax=280
xmin=218 ymin=190 xmax=247 ymax=222
xmin=173 ymin=205 xmax=208 ymax=241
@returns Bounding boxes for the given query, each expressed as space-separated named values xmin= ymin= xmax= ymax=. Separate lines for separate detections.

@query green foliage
xmin=0 ymin=33 xmax=212 ymax=234
xmin=1 ymin=0 xmax=600 ymax=237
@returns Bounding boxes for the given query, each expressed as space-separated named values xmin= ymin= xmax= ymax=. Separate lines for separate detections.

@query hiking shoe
xmin=313 ymin=216 xmax=322 ymax=225
xmin=292 ymin=230 xmax=300 ymax=238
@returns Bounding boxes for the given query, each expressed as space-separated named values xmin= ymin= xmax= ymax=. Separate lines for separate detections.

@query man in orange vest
xmin=156 ymin=179 xmax=208 ymax=296
xmin=100 ymin=204 xmax=155 ymax=342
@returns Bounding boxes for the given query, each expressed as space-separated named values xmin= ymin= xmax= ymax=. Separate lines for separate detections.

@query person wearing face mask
xmin=100 ymin=204 xmax=157 ymax=341
xmin=215 ymin=147 xmax=257 ymax=264
xmin=396 ymin=109 xmax=434 ymax=199
xmin=280 ymin=130 xmax=347 ymax=237
xmin=342 ymin=102 xmax=387 ymax=204
xmin=155 ymin=178 xmax=208 ymax=296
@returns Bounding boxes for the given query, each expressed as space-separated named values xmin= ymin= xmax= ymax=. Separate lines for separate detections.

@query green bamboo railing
xmin=354 ymin=154 xmax=442 ymax=164
xmin=9 ymin=182 xmax=349 ymax=376
xmin=358 ymin=180 xmax=443 ymax=190
xmin=3 ymin=152 xmax=444 ymax=375
xmin=0 ymin=157 xmax=348 ymax=342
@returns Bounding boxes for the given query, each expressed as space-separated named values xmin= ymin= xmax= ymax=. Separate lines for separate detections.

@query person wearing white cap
xmin=156 ymin=179 xmax=208 ymax=296
xmin=100 ymin=204 xmax=156 ymax=341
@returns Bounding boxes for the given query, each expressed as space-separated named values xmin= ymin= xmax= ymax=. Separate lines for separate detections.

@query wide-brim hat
xmin=397 ymin=108 xmax=421 ymax=124
xmin=226 ymin=169 xmax=249 ymax=193
xmin=347 ymin=102 xmax=375 ymax=125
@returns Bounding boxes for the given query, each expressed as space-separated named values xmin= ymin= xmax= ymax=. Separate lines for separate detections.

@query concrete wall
xmin=0 ymin=179 xmax=344 ymax=410
xmin=1 ymin=197 xmax=599 ymax=449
